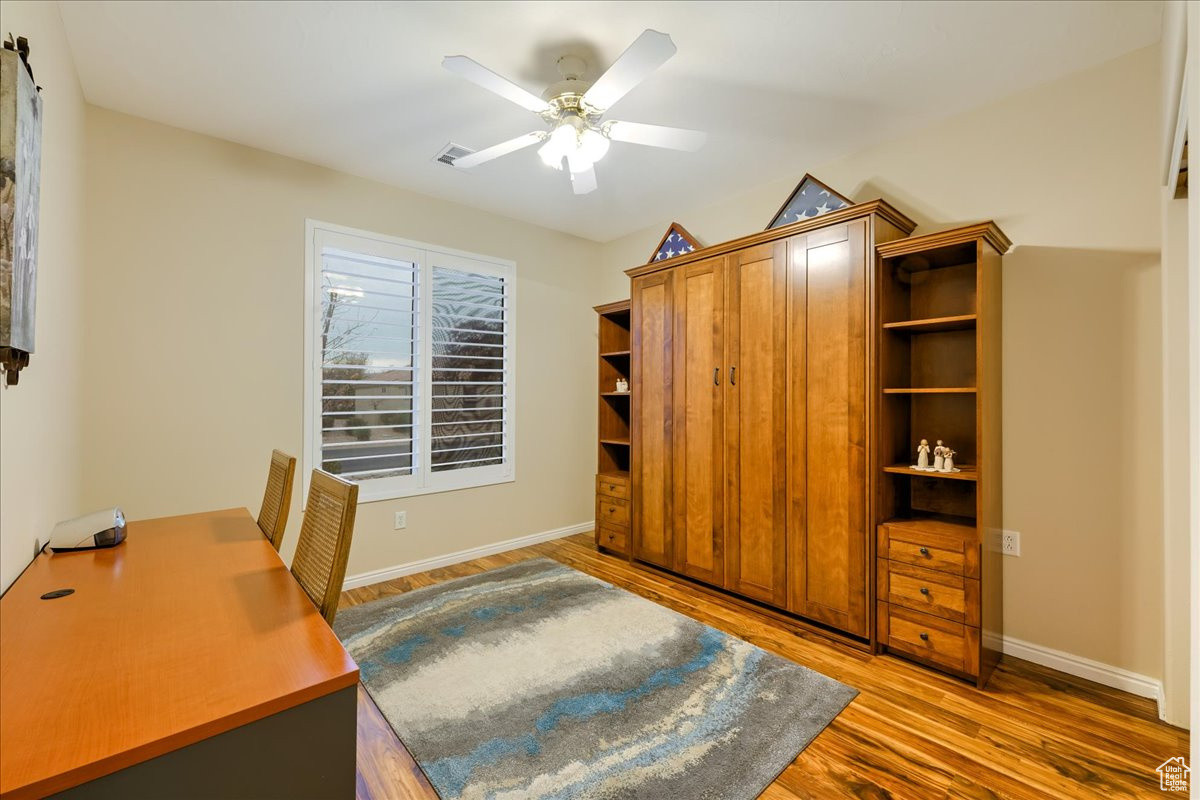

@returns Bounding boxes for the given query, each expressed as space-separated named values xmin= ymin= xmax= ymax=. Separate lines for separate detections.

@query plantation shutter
xmin=318 ymin=247 xmax=419 ymax=481
xmin=429 ymin=266 xmax=508 ymax=472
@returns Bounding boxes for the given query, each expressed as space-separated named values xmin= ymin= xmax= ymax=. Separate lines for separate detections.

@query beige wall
xmin=82 ymin=108 xmax=600 ymax=577
xmin=1185 ymin=0 xmax=1199 ymax=755
xmin=1160 ymin=0 xmax=1192 ymax=729
xmin=0 ymin=2 xmax=86 ymax=592
xmin=598 ymin=46 xmax=1166 ymax=680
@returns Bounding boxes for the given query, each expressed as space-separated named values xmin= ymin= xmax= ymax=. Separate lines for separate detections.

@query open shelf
xmin=880 ymin=514 xmax=978 ymax=536
xmin=882 ymin=314 xmax=977 ymax=333
xmin=882 ymin=471 xmax=977 ymax=520
xmin=883 ymin=464 xmax=977 ymax=482
xmin=883 ymin=387 xmax=976 ymax=394
xmin=597 ymin=301 xmax=632 ymax=479
xmin=598 ymin=469 xmax=630 ymax=480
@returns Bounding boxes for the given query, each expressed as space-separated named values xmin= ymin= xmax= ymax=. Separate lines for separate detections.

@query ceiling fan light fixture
xmin=578 ymin=127 xmax=610 ymax=164
xmin=538 ymin=120 xmax=576 ymax=170
xmin=539 ymin=117 xmax=610 ymax=174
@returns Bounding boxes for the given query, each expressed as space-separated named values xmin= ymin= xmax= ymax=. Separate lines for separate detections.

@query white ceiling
xmin=58 ymin=1 xmax=1162 ymax=242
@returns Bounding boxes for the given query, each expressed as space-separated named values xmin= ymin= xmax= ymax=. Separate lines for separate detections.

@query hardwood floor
xmin=342 ymin=533 xmax=1189 ymax=799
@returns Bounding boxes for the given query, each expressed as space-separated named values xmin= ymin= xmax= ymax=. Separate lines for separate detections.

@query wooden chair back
xmin=256 ymin=450 xmax=296 ymax=551
xmin=291 ymin=470 xmax=358 ymax=625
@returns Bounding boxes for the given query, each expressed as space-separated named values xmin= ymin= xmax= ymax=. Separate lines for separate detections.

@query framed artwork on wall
xmin=0 ymin=37 xmax=42 ymax=386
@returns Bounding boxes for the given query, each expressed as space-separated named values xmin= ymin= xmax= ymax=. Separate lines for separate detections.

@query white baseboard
xmin=1000 ymin=634 xmax=1167 ymax=719
xmin=341 ymin=521 xmax=594 ymax=591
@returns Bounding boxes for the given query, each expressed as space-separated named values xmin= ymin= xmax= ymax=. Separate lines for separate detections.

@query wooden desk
xmin=0 ymin=508 xmax=359 ymax=799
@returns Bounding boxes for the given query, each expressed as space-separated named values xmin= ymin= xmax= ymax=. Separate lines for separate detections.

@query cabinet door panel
xmin=790 ymin=220 xmax=870 ymax=635
xmin=673 ymin=257 xmax=725 ymax=585
xmin=725 ymin=242 xmax=788 ymax=607
xmin=631 ymin=272 xmax=673 ymax=569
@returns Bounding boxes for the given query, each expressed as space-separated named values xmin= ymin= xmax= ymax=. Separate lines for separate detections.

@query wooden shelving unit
xmin=874 ymin=221 xmax=1010 ymax=689
xmin=595 ymin=300 xmax=632 ymax=556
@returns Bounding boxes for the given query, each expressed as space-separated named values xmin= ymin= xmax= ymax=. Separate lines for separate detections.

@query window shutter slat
xmin=429 ymin=266 xmax=508 ymax=474
xmin=318 ymin=248 xmax=420 ymax=480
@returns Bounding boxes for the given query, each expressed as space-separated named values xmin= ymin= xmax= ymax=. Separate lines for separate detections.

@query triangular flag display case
xmin=766 ymin=174 xmax=853 ymax=229
xmin=648 ymin=222 xmax=701 ymax=263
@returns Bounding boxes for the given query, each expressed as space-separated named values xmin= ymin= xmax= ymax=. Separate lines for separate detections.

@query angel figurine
xmin=932 ymin=440 xmax=946 ymax=472
xmin=941 ymin=449 xmax=957 ymax=472
xmin=915 ymin=439 xmax=931 ymax=470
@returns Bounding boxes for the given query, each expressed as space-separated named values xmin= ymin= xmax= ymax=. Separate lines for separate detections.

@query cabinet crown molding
xmin=875 ymin=221 xmax=1012 ymax=259
xmin=625 ymin=199 xmax=917 ymax=279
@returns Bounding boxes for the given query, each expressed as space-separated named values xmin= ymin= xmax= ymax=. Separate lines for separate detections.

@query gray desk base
xmin=52 ymin=685 xmax=357 ymax=800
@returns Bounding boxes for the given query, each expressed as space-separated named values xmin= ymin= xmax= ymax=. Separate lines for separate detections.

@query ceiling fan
xmin=443 ymin=29 xmax=706 ymax=195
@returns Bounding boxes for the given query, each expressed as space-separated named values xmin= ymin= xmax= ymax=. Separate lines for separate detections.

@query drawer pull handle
xmin=730 ymin=366 xmax=737 ymax=386
xmin=919 ymin=587 xmax=930 ymax=595
xmin=919 ymin=632 xmax=929 ymax=641
xmin=919 ymin=547 xmax=930 ymax=556
xmin=607 ymin=507 xmax=615 ymax=513
xmin=713 ymin=367 xmax=720 ymax=385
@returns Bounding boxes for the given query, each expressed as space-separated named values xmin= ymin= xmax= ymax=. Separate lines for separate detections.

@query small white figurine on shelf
xmin=941 ymin=449 xmax=958 ymax=472
xmin=615 ymin=378 xmax=629 ymax=393
xmin=932 ymin=440 xmax=946 ymax=472
xmin=915 ymin=439 xmax=931 ymax=470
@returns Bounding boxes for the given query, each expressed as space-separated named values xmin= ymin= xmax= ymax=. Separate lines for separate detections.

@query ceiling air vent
xmin=434 ymin=143 xmax=475 ymax=166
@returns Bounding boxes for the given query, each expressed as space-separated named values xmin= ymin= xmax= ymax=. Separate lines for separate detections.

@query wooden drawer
xmin=596 ymin=474 xmax=629 ymax=500
xmin=596 ymin=497 xmax=629 ymax=527
xmin=877 ymin=559 xmax=979 ymax=626
xmin=878 ymin=602 xmax=979 ymax=676
xmin=596 ymin=525 xmax=627 ymax=553
xmin=877 ymin=521 xmax=979 ymax=578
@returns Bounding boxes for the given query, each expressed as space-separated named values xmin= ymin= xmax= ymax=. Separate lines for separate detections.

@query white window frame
xmin=304 ymin=219 xmax=516 ymax=503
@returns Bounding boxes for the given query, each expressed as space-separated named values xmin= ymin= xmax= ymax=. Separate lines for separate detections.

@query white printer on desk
xmin=49 ymin=508 xmax=126 ymax=552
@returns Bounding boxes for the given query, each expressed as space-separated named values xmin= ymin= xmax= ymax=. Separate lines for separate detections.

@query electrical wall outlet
xmin=394 ymin=511 xmax=407 ymax=530
xmin=1000 ymin=529 xmax=1020 ymax=556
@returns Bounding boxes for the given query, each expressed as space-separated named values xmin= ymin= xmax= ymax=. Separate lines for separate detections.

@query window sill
xmin=354 ymin=474 xmax=516 ymax=504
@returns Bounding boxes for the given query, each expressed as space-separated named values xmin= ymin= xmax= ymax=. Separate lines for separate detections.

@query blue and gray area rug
xmin=334 ymin=558 xmax=856 ymax=800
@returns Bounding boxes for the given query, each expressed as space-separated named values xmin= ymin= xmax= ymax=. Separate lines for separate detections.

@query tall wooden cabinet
xmin=725 ymin=242 xmax=789 ymax=607
xmin=627 ymin=202 xmax=915 ymax=640
xmin=671 ymin=256 xmax=725 ymax=586
xmin=594 ymin=301 xmax=631 ymax=555
xmin=630 ymin=274 xmax=673 ymax=569
xmin=873 ymin=222 xmax=1009 ymax=687
xmin=788 ymin=221 xmax=871 ymax=634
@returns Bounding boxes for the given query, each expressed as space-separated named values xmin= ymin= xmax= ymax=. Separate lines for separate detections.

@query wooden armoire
xmin=625 ymin=201 xmax=915 ymax=640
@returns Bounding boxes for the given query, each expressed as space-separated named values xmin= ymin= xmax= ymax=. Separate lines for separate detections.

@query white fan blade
xmin=571 ymin=165 xmax=598 ymax=195
xmin=452 ymin=132 xmax=546 ymax=168
xmin=605 ymin=121 xmax=706 ymax=151
xmin=583 ymin=30 xmax=676 ymax=111
xmin=443 ymin=55 xmax=551 ymax=113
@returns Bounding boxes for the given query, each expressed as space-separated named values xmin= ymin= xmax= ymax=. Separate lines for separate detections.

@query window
xmin=304 ymin=221 xmax=515 ymax=502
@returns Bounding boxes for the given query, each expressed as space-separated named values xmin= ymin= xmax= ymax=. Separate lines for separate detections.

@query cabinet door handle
xmin=713 ymin=367 xmax=720 ymax=386
xmin=729 ymin=366 xmax=737 ymax=385
xmin=919 ymin=547 xmax=930 ymax=556
xmin=919 ymin=632 xmax=930 ymax=641
xmin=920 ymin=587 xmax=930 ymax=595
